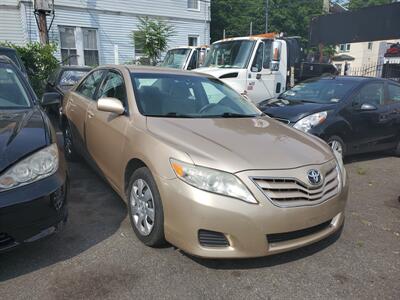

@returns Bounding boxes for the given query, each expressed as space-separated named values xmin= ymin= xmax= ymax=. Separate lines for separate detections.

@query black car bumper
xmin=0 ymin=166 xmax=68 ymax=252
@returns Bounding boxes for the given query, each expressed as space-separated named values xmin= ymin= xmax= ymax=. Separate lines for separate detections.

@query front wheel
xmin=328 ymin=136 xmax=346 ymax=157
xmin=127 ymin=167 xmax=166 ymax=247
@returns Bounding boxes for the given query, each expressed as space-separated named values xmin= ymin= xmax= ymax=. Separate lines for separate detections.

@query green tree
xmin=1 ymin=42 xmax=59 ymax=97
xmin=347 ymin=0 xmax=393 ymax=10
xmin=131 ymin=17 xmax=174 ymax=65
xmin=211 ymin=0 xmax=323 ymax=44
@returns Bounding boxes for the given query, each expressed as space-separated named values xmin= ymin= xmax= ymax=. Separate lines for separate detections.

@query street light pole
xmin=265 ymin=0 xmax=269 ymax=33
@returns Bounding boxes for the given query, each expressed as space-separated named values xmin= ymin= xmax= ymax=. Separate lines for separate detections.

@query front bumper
xmin=0 ymin=166 xmax=68 ymax=252
xmin=157 ymin=167 xmax=347 ymax=259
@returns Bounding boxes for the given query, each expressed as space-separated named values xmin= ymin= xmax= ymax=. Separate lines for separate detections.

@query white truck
xmin=161 ymin=46 xmax=209 ymax=70
xmin=197 ymin=34 xmax=337 ymax=104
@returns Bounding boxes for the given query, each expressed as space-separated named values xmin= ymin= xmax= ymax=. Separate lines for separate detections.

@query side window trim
xmin=76 ymin=69 xmax=106 ymax=100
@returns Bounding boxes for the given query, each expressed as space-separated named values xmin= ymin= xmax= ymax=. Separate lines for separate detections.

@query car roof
xmin=0 ymin=54 xmax=15 ymax=64
xmin=99 ymin=64 xmax=214 ymax=78
xmin=59 ymin=65 xmax=92 ymax=71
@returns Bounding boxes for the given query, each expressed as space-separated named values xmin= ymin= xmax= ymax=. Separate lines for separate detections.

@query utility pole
xmin=265 ymin=0 xmax=269 ymax=33
xmin=319 ymin=0 xmax=330 ymax=62
xmin=250 ymin=22 xmax=253 ymax=36
xmin=37 ymin=10 xmax=48 ymax=44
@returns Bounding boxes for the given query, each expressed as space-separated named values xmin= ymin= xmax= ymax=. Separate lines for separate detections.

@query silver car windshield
xmin=204 ymin=40 xmax=255 ymax=69
xmin=131 ymin=73 xmax=262 ymax=118
xmin=0 ymin=64 xmax=31 ymax=109
xmin=161 ymin=49 xmax=191 ymax=69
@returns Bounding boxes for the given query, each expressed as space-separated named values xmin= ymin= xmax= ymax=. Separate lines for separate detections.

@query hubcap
xmin=130 ymin=179 xmax=155 ymax=236
xmin=329 ymin=139 xmax=343 ymax=156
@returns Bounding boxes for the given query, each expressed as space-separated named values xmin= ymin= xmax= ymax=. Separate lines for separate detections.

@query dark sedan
xmin=42 ymin=66 xmax=91 ymax=115
xmin=0 ymin=55 xmax=68 ymax=252
xmin=258 ymin=76 xmax=400 ymax=157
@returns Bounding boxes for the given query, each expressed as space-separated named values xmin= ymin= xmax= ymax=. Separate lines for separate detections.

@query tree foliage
xmin=132 ymin=17 xmax=174 ymax=65
xmin=211 ymin=0 xmax=323 ymax=44
xmin=1 ymin=42 xmax=59 ymax=97
xmin=347 ymin=0 xmax=393 ymax=10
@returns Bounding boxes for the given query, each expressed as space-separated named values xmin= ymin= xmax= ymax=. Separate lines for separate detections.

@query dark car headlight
xmin=0 ymin=144 xmax=59 ymax=192
xmin=293 ymin=111 xmax=328 ymax=132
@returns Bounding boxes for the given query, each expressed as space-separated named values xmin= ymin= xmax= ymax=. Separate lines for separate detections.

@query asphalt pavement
xmin=0 ymin=152 xmax=399 ymax=299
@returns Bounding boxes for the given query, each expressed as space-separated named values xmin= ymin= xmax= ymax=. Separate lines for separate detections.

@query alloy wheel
xmin=329 ymin=139 xmax=343 ymax=156
xmin=130 ymin=179 xmax=155 ymax=236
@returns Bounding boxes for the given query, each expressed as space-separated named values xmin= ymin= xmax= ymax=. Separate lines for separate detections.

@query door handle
xmin=256 ymin=73 xmax=262 ymax=80
xmin=87 ymin=111 xmax=94 ymax=118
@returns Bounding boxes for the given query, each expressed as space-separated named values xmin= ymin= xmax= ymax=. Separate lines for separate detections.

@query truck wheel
xmin=127 ymin=167 xmax=166 ymax=247
xmin=328 ymin=136 xmax=346 ymax=157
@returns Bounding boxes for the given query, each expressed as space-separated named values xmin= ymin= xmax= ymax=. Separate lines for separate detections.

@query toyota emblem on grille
xmin=307 ymin=169 xmax=322 ymax=185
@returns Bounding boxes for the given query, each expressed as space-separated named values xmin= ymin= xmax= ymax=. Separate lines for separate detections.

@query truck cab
xmin=197 ymin=34 xmax=336 ymax=104
xmin=161 ymin=46 xmax=209 ymax=70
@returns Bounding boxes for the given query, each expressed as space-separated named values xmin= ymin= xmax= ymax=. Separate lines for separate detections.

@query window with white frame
xmin=133 ymin=31 xmax=145 ymax=57
xmin=83 ymin=28 xmax=99 ymax=66
xmin=187 ymin=0 xmax=199 ymax=10
xmin=339 ymin=43 xmax=351 ymax=52
xmin=188 ymin=36 xmax=198 ymax=46
xmin=60 ymin=26 xmax=78 ymax=65
xmin=59 ymin=26 xmax=99 ymax=66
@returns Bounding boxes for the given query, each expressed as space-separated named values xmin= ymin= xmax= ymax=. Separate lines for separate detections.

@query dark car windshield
xmin=131 ymin=73 xmax=261 ymax=118
xmin=60 ymin=69 xmax=90 ymax=86
xmin=280 ymin=78 xmax=358 ymax=103
xmin=0 ymin=64 xmax=31 ymax=109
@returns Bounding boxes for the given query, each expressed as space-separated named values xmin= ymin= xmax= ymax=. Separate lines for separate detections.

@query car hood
xmin=258 ymin=98 xmax=337 ymax=123
xmin=146 ymin=116 xmax=333 ymax=173
xmin=0 ymin=108 xmax=47 ymax=173
xmin=195 ymin=67 xmax=241 ymax=78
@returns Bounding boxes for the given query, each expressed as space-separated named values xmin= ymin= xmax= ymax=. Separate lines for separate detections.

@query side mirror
xmin=360 ymin=103 xmax=377 ymax=111
xmin=41 ymin=92 xmax=61 ymax=106
xmin=97 ymin=97 xmax=125 ymax=115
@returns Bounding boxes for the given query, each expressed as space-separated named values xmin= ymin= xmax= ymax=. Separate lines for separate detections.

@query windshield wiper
xmin=217 ymin=112 xmax=258 ymax=118
xmin=146 ymin=112 xmax=194 ymax=118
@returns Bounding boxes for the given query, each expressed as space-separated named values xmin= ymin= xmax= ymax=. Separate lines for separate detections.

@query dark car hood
xmin=258 ymin=98 xmax=336 ymax=123
xmin=0 ymin=108 xmax=47 ymax=173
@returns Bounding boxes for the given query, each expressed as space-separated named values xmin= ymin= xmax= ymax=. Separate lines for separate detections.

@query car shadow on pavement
xmin=0 ymin=161 xmax=127 ymax=282
xmin=184 ymin=226 xmax=343 ymax=270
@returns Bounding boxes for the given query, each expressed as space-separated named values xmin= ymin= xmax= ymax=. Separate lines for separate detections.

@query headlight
xmin=0 ymin=144 xmax=59 ymax=192
xmin=170 ymin=159 xmax=257 ymax=204
xmin=293 ymin=111 xmax=327 ymax=132
xmin=333 ymin=149 xmax=346 ymax=189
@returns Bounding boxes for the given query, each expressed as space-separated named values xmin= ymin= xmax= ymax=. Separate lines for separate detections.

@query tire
xmin=127 ymin=167 xmax=166 ymax=247
xmin=327 ymin=136 xmax=346 ymax=157
xmin=62 ymin=124 xmax=79 ymax=161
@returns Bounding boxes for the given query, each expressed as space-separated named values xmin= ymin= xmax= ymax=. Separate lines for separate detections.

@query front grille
xmin=198 ymin=230 xmax=229 ymax=247
xmin=267 ymin=220 xmax=332 ymax=243
xmin=252 ymin=166 xmax=339 ymax=206
xmin=0 ymin=233 xmax=17 ymax=250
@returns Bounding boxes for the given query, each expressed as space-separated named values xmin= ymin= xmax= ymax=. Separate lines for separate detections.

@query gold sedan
xmin=60 ymin=65 xmax=347 ymax=258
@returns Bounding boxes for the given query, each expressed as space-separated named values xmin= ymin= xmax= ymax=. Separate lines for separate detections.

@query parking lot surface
xmin=0 ymin=153 xmax=399 ymax=299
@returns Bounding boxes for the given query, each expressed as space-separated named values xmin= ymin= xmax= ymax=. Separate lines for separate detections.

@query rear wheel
xmin=328 ymin=136 xmax=346 ymax=157
xmin=63 ymin=124 xmax=78 ymax=161
xmin=127 ymin=167 xmax=166 ymax=247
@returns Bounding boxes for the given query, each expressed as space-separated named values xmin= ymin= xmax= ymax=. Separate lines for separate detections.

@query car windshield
xmin=131 ymin=73 xmax=261 ymax=118
xmin=204 ymin=40 xmax=255 ymax=69
xmin=0 ymin=64 xmax=31 ymax=109
xmin=60 ymin=70 xmax=89 ymax=86
xmin=161 ymin=49 xmax=191 ymax=69
xmin=280 ymin=79 xmax=359 ymax=103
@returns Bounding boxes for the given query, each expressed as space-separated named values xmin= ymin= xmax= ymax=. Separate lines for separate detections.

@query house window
xmin=188 ymin=0 xmax=199 ymax=10
xmin=188 ymin=36 xmax=198 ymax=46
xmin=368 ymin=42 xmax=373 ymax=50
xmin=60 ymin=26 xmax=78 ymax=65
xmin=133 ymin=31 xmax=145 ymax=57
xmin=83 ymin=28 xmax=99 ymax=66
xmin=339 ymin=44 xmax=351 ymax=52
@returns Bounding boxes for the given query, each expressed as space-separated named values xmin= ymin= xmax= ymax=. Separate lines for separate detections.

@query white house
xmin=0 ymin=0 xmax=211 ymax=65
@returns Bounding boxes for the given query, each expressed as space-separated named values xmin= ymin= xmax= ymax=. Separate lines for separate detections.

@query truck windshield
xmin=161 ymin=49 xmax=191 ymax=69
xmin=204 ymin=40 xmax=255 ymax=69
